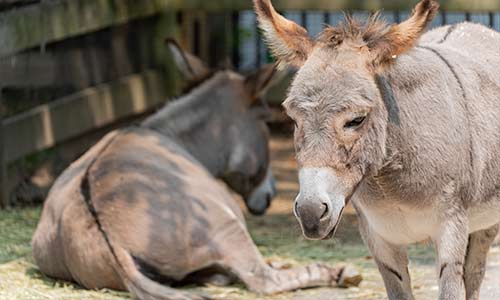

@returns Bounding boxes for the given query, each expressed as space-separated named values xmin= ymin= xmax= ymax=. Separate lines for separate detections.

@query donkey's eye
xmin=344 ymin=116 xmax=366 ymax=129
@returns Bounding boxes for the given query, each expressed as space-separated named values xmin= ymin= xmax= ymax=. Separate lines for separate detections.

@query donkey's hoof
xmin=337 ymin=265 xmax=363 ymax=288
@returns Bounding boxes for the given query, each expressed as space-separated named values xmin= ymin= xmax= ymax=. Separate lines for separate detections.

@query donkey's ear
xmin=370 ymin=0 xmax=439 ymax=68
xmin=245 ymin=64 xmax=281 ymax=98
xmin=254 ymin=0 xmax=314 ymax=69
xmin=165 ymin=38 xmax=210 ymax=79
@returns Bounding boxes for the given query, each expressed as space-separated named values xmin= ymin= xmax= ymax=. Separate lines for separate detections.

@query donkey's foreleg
xmin=246 ymin=263 xmax=356 ymax=294
xmin=357 ymin=212 xmax=414 ymax=300
xmin=464 ymin=224 xmax=499 ymax=300
xmin=433 ymin=211 xmax=468 ymax=300
xmin=218 ymin=225 xmax=360 ymax=294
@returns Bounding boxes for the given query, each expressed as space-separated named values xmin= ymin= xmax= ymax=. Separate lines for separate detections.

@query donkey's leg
xmin=464 ymin=224 xmax=499 ymax=300
xmin=357 ymin=213 xmax=414 ymax=300
xmin=217 ymin=223 xmax=360 ymax=294
xmin=433 ymin=211 xmax=468 ymax=300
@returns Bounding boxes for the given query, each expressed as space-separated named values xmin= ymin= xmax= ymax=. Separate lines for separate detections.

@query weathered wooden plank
xmin=0 ymin=0 xmax=168 ymax=58
xmin=3 ymin=70 xmax=169 ymax=163
xmin=0 ymin=53 xmax=60 ymax=87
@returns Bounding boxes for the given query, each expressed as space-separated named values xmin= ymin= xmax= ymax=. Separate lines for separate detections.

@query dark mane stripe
xmin=438 ymin=24 xmax=458 ymax=44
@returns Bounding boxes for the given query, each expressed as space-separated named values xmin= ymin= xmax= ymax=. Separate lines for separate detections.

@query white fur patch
xmin=298 ymin=167 xmax=346 ymax=216
xmin=359 ymin=202 xmax=439 ymax=245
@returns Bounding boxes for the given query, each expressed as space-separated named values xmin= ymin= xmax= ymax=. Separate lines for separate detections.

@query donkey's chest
xmin=356 ymin=199 xmax=500 ymax=245
xmin=355 ymin=200 xmax=440 ymax=245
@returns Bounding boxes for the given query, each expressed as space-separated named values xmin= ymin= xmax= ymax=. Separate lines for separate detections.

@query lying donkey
xmin=32 ymin=40 xmax=361 ymax=300
xmin=255 ymin=0 xmax=500 ymax=299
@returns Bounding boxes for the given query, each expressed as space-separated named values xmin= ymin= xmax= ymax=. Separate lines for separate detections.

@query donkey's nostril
xmin=320 ymin=203 xmax=329 ymax=220
xmin=294 ymin=201 xmax=300 ymax=217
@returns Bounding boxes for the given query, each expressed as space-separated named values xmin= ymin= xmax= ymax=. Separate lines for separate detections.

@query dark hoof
xmin=337 ymin=265 xmax=363 ymax=288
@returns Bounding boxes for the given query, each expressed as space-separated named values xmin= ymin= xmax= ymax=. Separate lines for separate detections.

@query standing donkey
xmin=255 ymin=0 xmax=500 ymax=299
xmin=32 ymin=40 xmax=360 ymax=300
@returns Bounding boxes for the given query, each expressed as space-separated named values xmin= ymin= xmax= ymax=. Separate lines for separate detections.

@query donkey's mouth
xmin=321 ymin=177 xmax=365 ymax=240
xmin=322 ymin=206 xmax=345 ymax=240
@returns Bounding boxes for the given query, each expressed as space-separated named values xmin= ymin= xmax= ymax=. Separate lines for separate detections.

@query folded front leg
xmin=217 ymin=224 xmax=361 ymax=294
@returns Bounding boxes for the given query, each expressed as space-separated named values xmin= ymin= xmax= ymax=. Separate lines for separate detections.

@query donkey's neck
xmin=141 ymin=74 xmax=229 ymax=176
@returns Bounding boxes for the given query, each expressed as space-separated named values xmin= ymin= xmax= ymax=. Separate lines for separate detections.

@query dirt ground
xmin=0 ymin=135 xmax=499 ymax=300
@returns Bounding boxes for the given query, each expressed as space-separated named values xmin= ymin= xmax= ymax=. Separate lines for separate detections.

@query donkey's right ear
xmin=165 ymin=38 xmax=210 ymax=79
xmin=253 ymin=0 xmax=314 ymax=69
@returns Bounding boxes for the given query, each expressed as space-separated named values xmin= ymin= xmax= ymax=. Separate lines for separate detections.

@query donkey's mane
xmin=318 ymin=12 xmax=390 ymax=48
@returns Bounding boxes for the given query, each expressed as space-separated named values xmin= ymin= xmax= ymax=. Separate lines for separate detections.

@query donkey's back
xmin=423 ymin=22 xmax=500 ymax=54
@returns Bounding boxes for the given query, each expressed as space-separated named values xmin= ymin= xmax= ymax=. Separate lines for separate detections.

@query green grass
xmin=0 ymin=207 xmax=40 ymax=263
xmin=0 ymin=208 xmax=131 ymax=300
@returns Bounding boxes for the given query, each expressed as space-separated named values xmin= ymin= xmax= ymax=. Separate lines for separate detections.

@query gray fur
xmin=256 ymin=1 xmax=500 ymax=298
xmin=308 ymin=23 xmax=498 ymax=300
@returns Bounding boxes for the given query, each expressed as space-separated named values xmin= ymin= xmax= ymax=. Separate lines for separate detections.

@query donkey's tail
xmin=113 ymin=247 xmax=209 ymax=300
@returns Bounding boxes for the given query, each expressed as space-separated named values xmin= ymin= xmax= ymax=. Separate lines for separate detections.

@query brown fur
xmin=254 ymin=0 xmax=314 ymax=68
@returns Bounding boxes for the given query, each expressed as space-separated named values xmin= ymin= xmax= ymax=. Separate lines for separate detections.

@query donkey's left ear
xmin=370 ymin=0 xmax=439 ymax=68
xmin=165 ymin=38 xmax=210 ymax=80
xmin=245 ymin=64 xmax=283 ymax=98
xmin=254 ymin=0 xmax=314 ymax=69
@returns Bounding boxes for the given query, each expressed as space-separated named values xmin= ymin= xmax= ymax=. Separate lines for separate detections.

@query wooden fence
xmin=1 ymin=0 xmax=499 ymax=207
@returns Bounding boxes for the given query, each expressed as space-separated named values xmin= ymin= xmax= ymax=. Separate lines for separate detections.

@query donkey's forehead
xmin=306 ymin=43 xmax=370 ymax=69
xmin=286 ymin=61 xmax=377 ymax=111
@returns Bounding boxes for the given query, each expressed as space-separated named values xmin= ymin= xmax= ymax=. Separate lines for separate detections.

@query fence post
xmin=0 ymin=89 xmax=8 ymax=208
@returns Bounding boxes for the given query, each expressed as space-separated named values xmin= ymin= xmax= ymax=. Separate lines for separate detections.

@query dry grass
xmin=0 ymin=206 xmax=435 ymax=300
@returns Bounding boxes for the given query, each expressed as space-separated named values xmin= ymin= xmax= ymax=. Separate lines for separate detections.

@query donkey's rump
xmin=80 ymin=127 xmax=247 ymax=283
xmin=33 ymin=127 xmax=245 ymax=290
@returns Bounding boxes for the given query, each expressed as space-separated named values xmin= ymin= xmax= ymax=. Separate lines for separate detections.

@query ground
xmin=0 ymin=135 xmax=499 ymax=300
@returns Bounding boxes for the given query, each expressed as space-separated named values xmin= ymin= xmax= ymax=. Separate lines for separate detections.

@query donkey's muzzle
xmin=294 ymin=167 xmax=346 ymax=240
xmin=246 ymin=168 xmax=277 ymax=215
xmin=294 ymin=195 xmax=338 ymax=240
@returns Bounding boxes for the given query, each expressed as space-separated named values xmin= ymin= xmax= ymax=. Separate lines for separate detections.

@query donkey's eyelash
xmin=344 ymin=116 xmax=367 ymax=129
